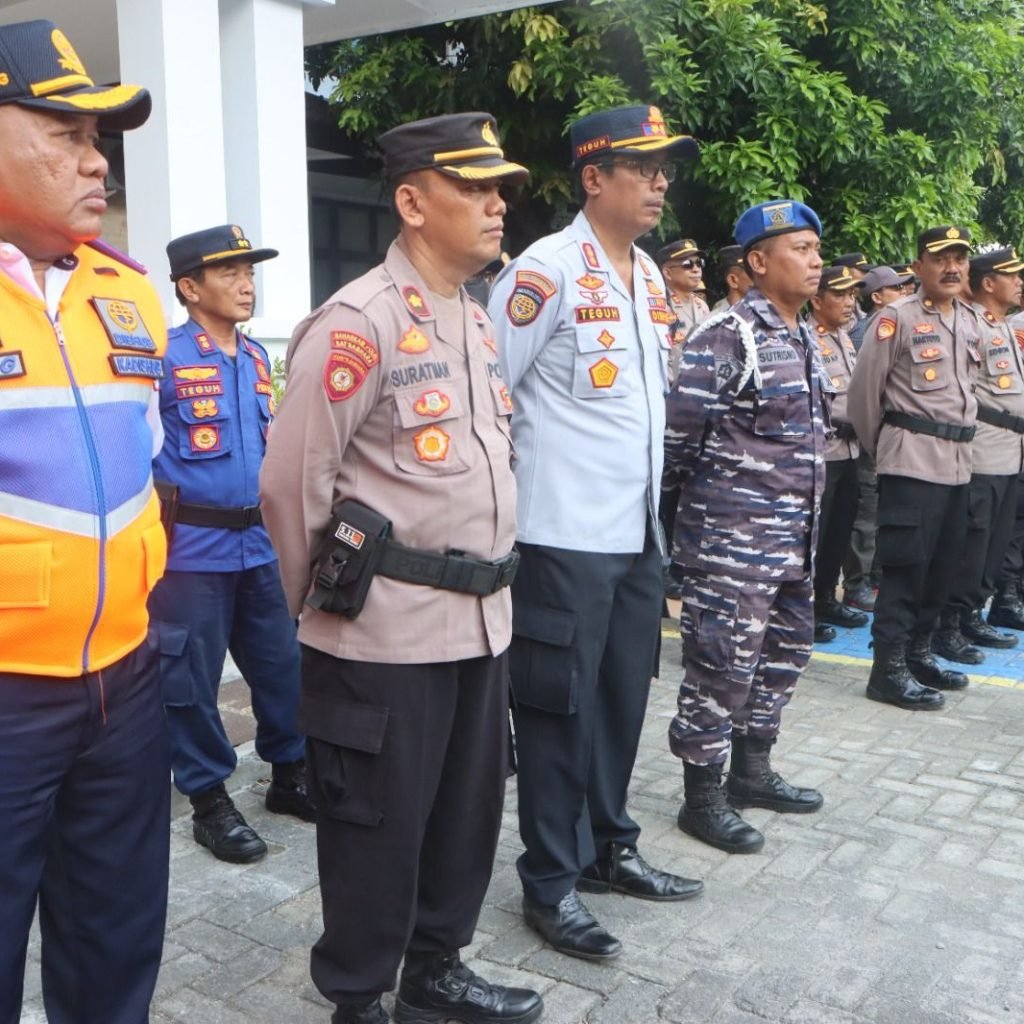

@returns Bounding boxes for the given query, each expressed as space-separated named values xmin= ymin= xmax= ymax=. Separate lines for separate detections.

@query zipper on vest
xmin=53 ymin=316 xmax=109 ymax=673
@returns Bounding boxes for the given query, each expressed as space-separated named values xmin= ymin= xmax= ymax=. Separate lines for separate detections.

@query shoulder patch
xmin=324 ymin=350 xmax=373 ymax=402
xmin=876 ymin=317 xmax=896 ymax=341
xmin=506 ymin=269 xmax=557 ymax=327
xmin=331 ymin=330 xmax=380 ymax=367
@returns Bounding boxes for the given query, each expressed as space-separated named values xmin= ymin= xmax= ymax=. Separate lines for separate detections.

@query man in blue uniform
xmin=667 ymin=200 xmax=828 ymax=855
xmin=150 ymin=225 xmax=313 ymax=863
xmin=489 ymin=105 xmax=704 ymax=963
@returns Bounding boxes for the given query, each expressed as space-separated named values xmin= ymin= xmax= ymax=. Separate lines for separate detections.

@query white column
xmin=115 ymin=0 xmax=229 ymax=319
xmin=220 ymin=0 xmax=316 ymax=344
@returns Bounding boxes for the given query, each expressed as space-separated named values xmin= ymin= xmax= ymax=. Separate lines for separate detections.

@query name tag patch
xmin=0 ymin=350 xmax=25 ymax=379
xmin=109 ymin=354 xmax=164 ymax=379
xmin=757 ymin=346 xmax=801 ymax=366
xmin=575 ymin=306 xmax=621 ymax=324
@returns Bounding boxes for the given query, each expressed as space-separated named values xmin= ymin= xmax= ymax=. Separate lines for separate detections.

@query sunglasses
xmin=597 ymin=159 xmax=678 ymax=183
xmin=668 ymin=259 xmax=704 ymax=271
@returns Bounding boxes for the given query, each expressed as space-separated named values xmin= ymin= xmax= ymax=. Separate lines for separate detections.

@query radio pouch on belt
xmin=306 ymin=500 xmax=393 ymax=618
xmin=153 ymin=479 xmax=180 ymax=545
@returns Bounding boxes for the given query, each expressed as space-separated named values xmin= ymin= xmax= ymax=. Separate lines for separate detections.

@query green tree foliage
xmin=306 ymin=0 xmax=1024 ymax=262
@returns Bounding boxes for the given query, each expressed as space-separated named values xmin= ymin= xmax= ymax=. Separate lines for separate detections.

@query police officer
xmin=0 ymin=19 xmax=169 ymax=1023
xmin=710 ymin=243 xmax=753 ymax=312
xmin=807 ymin=265 xmax=869 ymax=641
xmin=931 ymin=247 xmax=1024 ymax=661
xmin=847 ymin=226 xmax=982 ymax=709
xmin=656 ymin=237 xmax=710 ymax=382
xmin=667 ymin=199 xmax=827 ymax=855
xmin=149 ymin=225 xmax=314 ymax=864
xmin=260 ymin=113 xmax=542 ymax=1024
xmin=488 ymin=105 xmax=704 ymax=962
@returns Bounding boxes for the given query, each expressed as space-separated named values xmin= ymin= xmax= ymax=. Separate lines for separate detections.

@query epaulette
xmin=85 ymin=238 xmax=148 ymax=275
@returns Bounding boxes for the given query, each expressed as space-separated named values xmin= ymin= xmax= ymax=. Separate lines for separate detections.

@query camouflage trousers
xmin=669 ymin=572 xmax=813 ymax=767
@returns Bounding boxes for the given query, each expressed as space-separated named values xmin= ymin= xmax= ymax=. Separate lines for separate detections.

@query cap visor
xmin=995 ymin=260 xmax=1024 ymax=273
xmin=895 ymin=273 xmax=914 ymax=284
xmin=201 ymin=247 xmax=279 ymax=267
xmin=611 ymin=134 xmax=700 ymax=161
xmin=437 ymin=159 xmax=529 ymax=185
xmin=19 ymin=84 xmax=151 ymax=131
xmin=925 ymin=240 xmax=971 ymax=253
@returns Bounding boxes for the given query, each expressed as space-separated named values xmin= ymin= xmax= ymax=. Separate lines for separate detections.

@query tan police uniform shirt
xmin=260 ymin=241 xmax=516 ymax=664
xmin=847 ymin=292 xmax=981 ymax=486
xmin=970 ymin=303 xmax=1024 ymax=476
xmin=806 ymin=312 xmax=859 ymax=461
xmin=668 ymin=291 xmax=710 ymax=383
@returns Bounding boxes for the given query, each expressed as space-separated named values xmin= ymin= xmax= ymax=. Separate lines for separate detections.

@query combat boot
xmin=265 ymin=759 xmax=317 ymax=822
xmin=726 ymin=735 xmax=823 ymax=813
xmin=961 ymin=608 xmax=1017 ymax=649
xmin=332 ymin=998 xmax=388 ymax=1024
xmin=865 ymin=643 xmax=945 ymax=710
xmin=677 ymin=762 xmax=764 ymax=854
xmin=190 ymin=783 xmax=268 ymax=863
xmin=987 ymin=581 xmax=1024 ymax=631
xmin=931 ymin=610 xmax=984 ymax=665
xmin=815 ymin=592 xmax=869 ymax=629
xmin=908 ymin=635 xmax=969 ymax=690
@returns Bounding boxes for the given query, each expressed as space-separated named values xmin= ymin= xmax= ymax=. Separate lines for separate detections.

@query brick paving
xmin=20 ymin=625 xmax=1024 ymax=1023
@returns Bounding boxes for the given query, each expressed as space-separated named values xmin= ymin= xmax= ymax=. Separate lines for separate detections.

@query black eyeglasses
xmin=597 ymin=159 xmax=677 ymax=183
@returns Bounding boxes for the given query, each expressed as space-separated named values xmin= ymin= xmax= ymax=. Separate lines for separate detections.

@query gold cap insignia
xmin=481 ymin=120 xmax=498 ymax=146
xmin=52 ymin=29 xmax=86 ymax=76
xmin=946 ymin=227 xmax=960 ymax=239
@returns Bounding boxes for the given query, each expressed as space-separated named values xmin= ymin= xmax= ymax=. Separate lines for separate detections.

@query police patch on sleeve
xmin=324 ymin=351 xmax=372 ymax=402
xmin=876 ymin=317 xmax=896 ymax=341
xmin=506 ymin=270 xmax=557 ymax=327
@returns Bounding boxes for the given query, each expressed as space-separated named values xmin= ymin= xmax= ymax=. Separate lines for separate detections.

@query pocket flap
xmin=299 ymin=693 xmax=390 ymax=754
xmin=512 ymin=604 xmax=576 ymax=647
xmin=155 ymin=620 xmax=189 ymax=657
xmin=878 ymin=504 xmax=920 ymax=528
xmin=394 ymin=386 xmax=464 ymax=428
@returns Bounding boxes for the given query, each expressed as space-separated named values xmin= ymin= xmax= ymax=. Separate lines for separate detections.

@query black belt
xmin=175 ymin=502 xmax=263 ymax=529
xmin=376 ymin=542 xmax=519 ymax=596
xmin=976 ymin=404 xmax=1024 ymax=435
xmin=882 ymin=411 xmax=975 ymax=443
xmin=832 ymin=421 xmax=857 ymax=441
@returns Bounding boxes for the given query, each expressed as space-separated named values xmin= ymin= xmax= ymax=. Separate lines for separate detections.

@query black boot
xmin=988 ymin=581 xmax=1024 ymax=630
xmin=265 ymin=759 xmax=317 ymax=822
xmin=190 ymin=783 xmax=268 ymax=863
xmin=815 ymin=593 xmax=869 ymax=628
xmin=866 ymin=643 xmax=945 ymax=710
xmin=961 ymin=609 xmax=1018 ymax=649
xmin=908 ymin=635 xmax=969 ymax=691
xmin=395 ymin=952 xmax=543 ymax=1024
xmin=332 ymin=998 xmax=389 ymax=1024
xmin=677 ymin=762 xmax=764 ymax=854
xmin=931 ymin=611 xmax=984 ymax=665
xmin=726 ymin=735 xmax=823 ymax=813
xmin=814 ymin=620 xmax=837 ymax=643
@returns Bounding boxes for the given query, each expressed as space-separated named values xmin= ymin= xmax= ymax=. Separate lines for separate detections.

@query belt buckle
xmin=242 ymin=506 xmax=261 ymax=528
xmin=491 ymin=551 xmax=520 ymax=593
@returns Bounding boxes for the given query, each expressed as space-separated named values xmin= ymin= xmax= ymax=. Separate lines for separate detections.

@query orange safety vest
xmin=0 ymin=243 xmax=168 ymax=677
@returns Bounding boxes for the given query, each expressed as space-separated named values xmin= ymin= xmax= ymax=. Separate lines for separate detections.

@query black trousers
xmin=946 ymin=473 xmax=1019 ymax=613
xmin=997 ymin=471 xmax=1024 ymax=592
xmin=842 ymin=449 xmax=881 ymax=589
xmin=814 ymin=457 xmax=859 ymax=599
xmin=871 ymin=475 xmax=969 ymax=647
xmin=301 ymin=646 xmax=509 ymax=1003
xmin=510 ymin=537 xmax=662 ymax=906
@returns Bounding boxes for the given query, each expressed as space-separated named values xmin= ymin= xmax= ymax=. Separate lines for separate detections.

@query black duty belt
xmin=832 ymin=421 xmax=857 ymax=441
xmin=175 ymin=502 xmax=263 ymax=529
xmin=375 ymin=542 xmax=519 ymax=596
xmin=976 ymin=404 xmax=1024 ymax=435
xmin=883 ymin=411 xmax=975 ymax=443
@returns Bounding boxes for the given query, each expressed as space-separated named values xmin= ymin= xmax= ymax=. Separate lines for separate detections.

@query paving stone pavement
xmin=20 ymin=625 xmax=1024 ymax=1024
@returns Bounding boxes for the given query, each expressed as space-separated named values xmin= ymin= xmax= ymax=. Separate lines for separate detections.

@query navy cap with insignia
xmin=969 ymin=246 xmax=1024 ymax=275
xmin=918 ymin=225 xmax=972 ymax=255
xmin=0 ymin=19 xmax=150 ymax=131
xmin=819 ymin=265 xmax=865 ymax=292
xmin=167 ymin=225 xmax=278 ymax=282
xmin=831 ymin=252 xmax=871 ymax=270
xmin=378 ymin=112 xmax=529 ymax=185
xmin=733 ymin=199 xmax=822 ymax=252
xmin=570 ymin=104 xmax=699 ymax=167
xmin=654 ymin=238 xmax=705 ymax=266
xmin=717 ymin=244 xmax=744 ymax=272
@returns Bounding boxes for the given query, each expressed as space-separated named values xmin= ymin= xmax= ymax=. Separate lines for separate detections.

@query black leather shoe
xmin=265 ymin=759 xmax=317 ymax=822
xmin=578 ymin=843 xmax=703 ymax=901
xmin=961 ymin=610 xmax=1018 ymax=649
xmin=843 ymin=582 xmax=876 ymax=612
xmin=191 ymin=785 xmax=268 ymax=863
xmin=395 ymin=953 xmax=542 ymax=1024
xmin=522 ymin=891 xmax=622 ymax=961
xmin=988 ymin=588 xmax=1024 ymax=630
xmin=909 ymin=636 xmax=970 ymax=690
xmin=332 ymin=998 xmax=388 ymax=1024
xmin=814 ymin=621 xmax=837 ymax=644
xmin=726 ymin=735 xmax=824 ymax=814
xmin=678 ymin=762 xmax=764 ymax=853
xmin=815 ymin=595 xmax=869 ymax=628
xmin=865 ymin=644 xmax=944 ymax=710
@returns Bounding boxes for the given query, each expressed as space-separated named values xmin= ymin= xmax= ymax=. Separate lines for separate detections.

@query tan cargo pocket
xmin=0 ymin=541 xmax=52 ymax=608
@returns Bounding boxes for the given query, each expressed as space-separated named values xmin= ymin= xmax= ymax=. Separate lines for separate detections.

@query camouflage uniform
xmin=666 ymin=288 xmax=828 ymax=766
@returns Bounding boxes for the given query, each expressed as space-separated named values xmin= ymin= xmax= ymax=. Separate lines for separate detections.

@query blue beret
xmin=569 ymin=104 xmax=699 ymax=167
xmin=734 ymin=200 xmax=822 ymax=252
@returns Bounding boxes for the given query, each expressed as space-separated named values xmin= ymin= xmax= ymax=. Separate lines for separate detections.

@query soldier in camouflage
xmin=666 ymin=199 xmax=828 ymax=855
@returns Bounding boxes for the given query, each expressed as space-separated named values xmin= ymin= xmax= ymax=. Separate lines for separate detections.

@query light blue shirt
xmin=488 ymin=211 xmax=670 ymax=553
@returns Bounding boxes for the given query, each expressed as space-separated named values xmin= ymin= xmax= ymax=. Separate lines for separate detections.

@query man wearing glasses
xmin=656 ymin=238 xmax=710 ymax=382
xmin=489 ymin=105 xmax=704 ymax=962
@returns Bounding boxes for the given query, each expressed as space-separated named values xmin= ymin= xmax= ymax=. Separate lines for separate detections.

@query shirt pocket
xmin=175 ymin=399 xmax=233 ymax=459
xmin=752 ymin=379 xmax=810 ymax=437
xmin=571 ymin=326 xmax=633 ymax=400
xmin=392 ymin=383 xmax=471 ymax=476
xmin=909 ymin=339 xmax=947 ymax=392
xmin=983 ymin=346 xmax=1023 ymax=395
